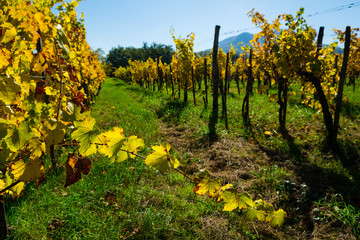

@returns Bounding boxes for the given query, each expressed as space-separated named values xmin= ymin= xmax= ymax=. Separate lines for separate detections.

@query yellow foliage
xmin=145 ymin=144 xmax=180 ymax=172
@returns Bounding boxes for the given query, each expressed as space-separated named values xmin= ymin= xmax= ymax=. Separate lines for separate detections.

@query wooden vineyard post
xmin=157 ymin=58 xmax=163 ymax=92
xmin=332 ymin=55 xmax=338 ymax=86
xmin=0 ymin=195 xmax=7 ymax=239
xmin=316 ymin=26 xmax=324 ymax=56
xmin=222 ymin=52 xmax=229 ymax=129
xmin=209 ymin=25 xmax=220 ymax=139
xmin=204 ymin=58 xmax=208 ymax=107
xmin=170 ymin=65 xmax=175 ymax=97
xmin=192 ymin=66 xmax=196 ymax=106
xmin=242 ymin=48 xmax=253 ymax=125
xmin=235 ymin=67 xmax=240 ymax=94
xmin=37 ymin=34 xmax=57 ymax=170
xmin=333 ymin=26 xmax=351 ymax=142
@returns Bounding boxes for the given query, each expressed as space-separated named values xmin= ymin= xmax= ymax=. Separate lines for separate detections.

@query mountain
xmin=218 ymin=32 xmax=254 ymax=53
xmin=199 ymin=32 xmax=254 ymax=55
xmin=200 ymin=32 xmax=344 ymax=55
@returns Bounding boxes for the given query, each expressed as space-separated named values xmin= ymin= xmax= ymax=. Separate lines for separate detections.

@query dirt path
xmin=159 ymin=122 xmax=273 ymax=189
xmin=158 ymin=121 xmax=359 ymax=239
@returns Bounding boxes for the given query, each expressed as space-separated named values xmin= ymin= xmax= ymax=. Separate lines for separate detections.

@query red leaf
xmin=36 ymin=80 xmax=46 ymax=95
xmin=72 ymin=92 xmax=85 ymax=106
xmin=65 ymin=154 xmax=91 ymax=187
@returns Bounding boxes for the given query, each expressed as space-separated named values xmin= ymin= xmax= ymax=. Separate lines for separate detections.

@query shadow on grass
xmin=256 ymin=131 xmax=360 ymax=234
xmin=341 ymin=101 xmax=360 ymax=119
xmin=155 ymin=99 xmax=188 ymax=124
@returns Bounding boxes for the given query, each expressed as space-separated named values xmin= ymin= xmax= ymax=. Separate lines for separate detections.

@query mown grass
xmin=4 ymin=78 xmax=256 ymax=240
xmin=112 ymin=78 xmax=360 ymax=238
xmin=4 ymin=77 xmax=360 ymax=239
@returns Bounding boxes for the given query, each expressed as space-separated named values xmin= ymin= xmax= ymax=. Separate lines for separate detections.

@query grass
xmin=4 ymin=78 xmax=248 ymax=240
xmin=4 ymin=77 xmax=360 ymax=239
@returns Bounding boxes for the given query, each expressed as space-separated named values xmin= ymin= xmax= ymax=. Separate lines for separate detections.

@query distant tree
xmin=196 ymin=51 xmax=211 ymax=58
xmin=94 ymin=48 xmax=106 ymax=63
xmin=142 ymin=43 xmax=174 ymax=64
xmin=106 ymin=46 xmax=130 ymax=69
xmin=106 ymin=43 xmax=174 ymax=69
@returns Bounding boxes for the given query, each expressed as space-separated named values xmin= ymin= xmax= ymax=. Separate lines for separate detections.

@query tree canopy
xmin=106 ymin=43 xmax=174 ymax=69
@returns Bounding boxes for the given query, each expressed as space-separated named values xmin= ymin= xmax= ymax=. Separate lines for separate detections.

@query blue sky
xmin=75 ymin=0 xmax=360 ymax=54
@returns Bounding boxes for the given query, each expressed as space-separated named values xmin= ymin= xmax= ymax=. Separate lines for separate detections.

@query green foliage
xmin=315 ymin=194 xmax=360 ymax=237
xmin=106 ymin=43 xmax=174 ymax=69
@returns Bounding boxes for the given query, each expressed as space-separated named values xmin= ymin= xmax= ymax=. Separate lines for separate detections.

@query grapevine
xmin=0 ymin=0 xmax=286 ymax=231
xmin=0 ymin=0 xmax=105 ymax=196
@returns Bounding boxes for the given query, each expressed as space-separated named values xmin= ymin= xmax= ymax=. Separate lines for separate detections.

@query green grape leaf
xmin=65 ymin=154 xmax=91 ymax=187
xmin=11 ymin=158 xmax=44 ymax=182
xmin=97 ymin=127 xmax=126 ymax=162
xmin=54 ymin=24 xmax=70 ymax=59
xmin=62 ymin=102 xmax=89 ymax=123
xmin=5 ymin=121 xmax=34 ymax=152
xmin=72 ymin=117 xmax=99 ymax=156
xmin=0 ymin=141 xmax=13 ymax=168
xmin=193 ymin=173 xmax=222 ymax=197
xmin=0 ymin=123 xmax=7 ymax=140
xmin=145 ymin=144 xmax=180 ymax=172
xmin=26 ymin=102 xmax=42 ymax=126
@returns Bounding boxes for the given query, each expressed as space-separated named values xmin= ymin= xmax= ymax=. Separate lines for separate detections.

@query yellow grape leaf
xmin=5 ymin=121 xmax=34 ymax=152
xmin=97 ymin=127 xmax=126 ymax=162
xmin=0 ymin=77 xmax=22 ymax=104
xmin=72 ymin=117 xmax=99 ymax=156
xmin=267 ymin=209 xmax=287 ymax=227
xmin=218 ymin=190 xmax=255 ymax=211
xmin=218 ymin=183 xmax=233 ymax=193
xmin=27 ymin=137 xmax=45 ymax=158
xmin=145 ymin=144 xmax=180 ymax=172
xmin=1 ymin=22 xmax=17 ymax=43
xmin=243 ymin=208 xmax=266 ymax=222
xmin=0 ymin=179 xmax=5 ymax=193
xmin=4 ymin=171 xmax=25 ymax=198
xmin=115 ymin=151 xmax=128 ymax=163
xmin=264 ymin=130 xmax=273 ymax=136
xmin=243 ymin=199 xmax=280 ymax=222
xmin=255 ymin=199 xmax=275 ymax=213
xmin=32 ymin=53 xmax=48 ymax=73
xmin=44 ymin=86 xmax=57 ymax=96
xmin=34 ymin=12 xmax=49 ymax=33
xmin=122 ymin=135 xmax=144 ymax=159
xmin=0 ymin=49 xmax=11 ymax=69
xmin=194 ymin=174 xmax=222 ymax=198
xmin=9 ymin=182 xmax=25 ymax=198
xmin=43 ymin=120 xmax=66 ymax=154
xmin=11 ymin=158 xmax=44 ymax=182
